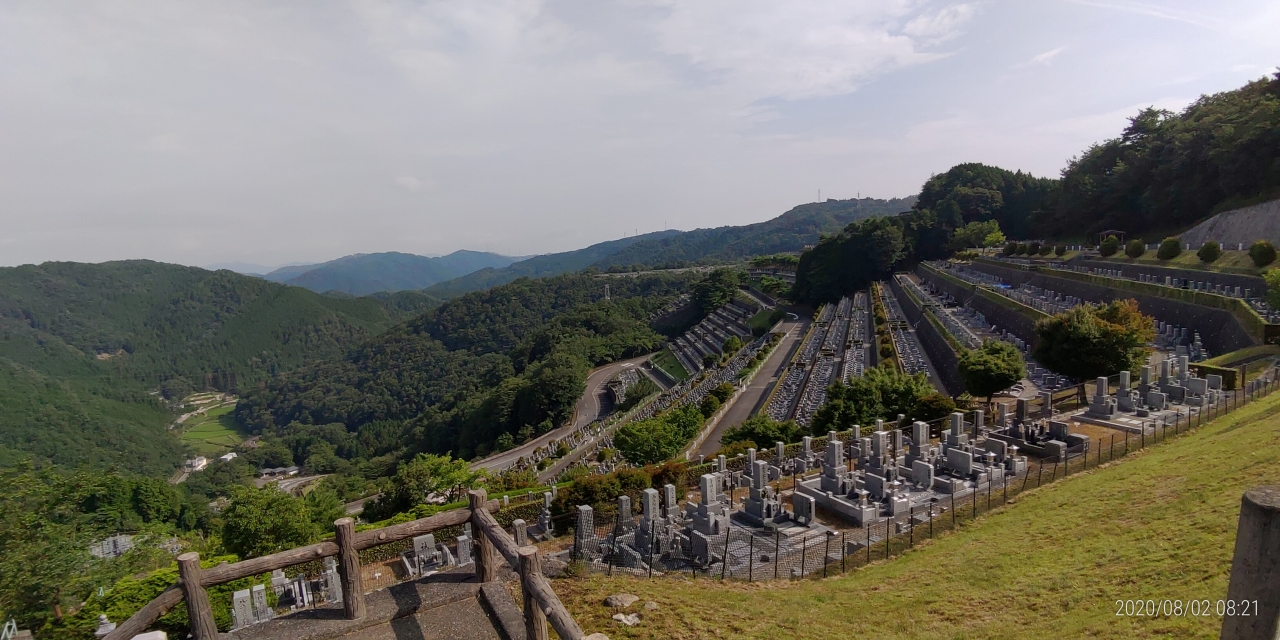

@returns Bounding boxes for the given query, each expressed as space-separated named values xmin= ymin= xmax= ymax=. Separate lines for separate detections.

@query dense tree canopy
xmin=238 ymin=272 xmax=694 ymax=460
xmin=1033 ymin=300 xmax=1155 ymax=379
xmin=1046 ymin=73 xmax=1280 ymax=240
xmin=721 ymin=416 xmax=802 ymax=448
xmin=612 ymin=404 xmax=704 ymax=465
xmin=810 ymin=367 xmax=936 ymax=435
xmin=958 ymin=340 xmax=1026 ymax=404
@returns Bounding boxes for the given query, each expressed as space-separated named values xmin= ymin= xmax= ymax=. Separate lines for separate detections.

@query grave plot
xmin=1071 ymin=355 xmax=1220 ymax=434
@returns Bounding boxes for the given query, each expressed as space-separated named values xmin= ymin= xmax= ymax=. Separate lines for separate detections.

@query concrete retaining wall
xmin=1067 ymin=257 xmax=1265 ymax=294
xmin=915 ymin=265 xmax=1041 ymax=349
xmin=888 ymin=276 xmax=965 ymax=397
xmin=969 ymin=262 xmax=1255 ymax=355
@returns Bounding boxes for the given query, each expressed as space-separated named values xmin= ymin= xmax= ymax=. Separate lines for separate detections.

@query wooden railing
xmin=102 ymin=490 xmax=600 ymax=640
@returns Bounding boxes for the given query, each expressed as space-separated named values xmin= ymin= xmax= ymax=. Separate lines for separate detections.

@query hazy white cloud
xmin=0 ymin=0 xmax=1276 ymax=267
xmin=1015 ymin=46 xmax=1067 ymax=69
xmin=394 ymin=176 xmax=424 ymax=191
xmin=903 ymin=3 xmax=979 ymax=43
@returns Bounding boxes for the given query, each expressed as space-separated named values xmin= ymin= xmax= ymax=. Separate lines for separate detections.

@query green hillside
xmin=559 ymin=386 xmax=1280 ymax=639
xmin=275 ymin=250 xmax=518 ymax=296
xmin=591 ymin=196 xmax=917 ymax=270
xmin=423 ymin=231 xmax=682 ymax=299
xmin=237 ymin=272 xmax=697 ymax=462
xmin=0 ymin=261 xmax=418 ymax=473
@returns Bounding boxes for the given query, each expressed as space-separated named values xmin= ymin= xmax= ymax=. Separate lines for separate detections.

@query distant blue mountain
xmin=262 ymin=250 xmax=518 ymax=296
xmin=422 ymin=231 xmax=682 ymax=299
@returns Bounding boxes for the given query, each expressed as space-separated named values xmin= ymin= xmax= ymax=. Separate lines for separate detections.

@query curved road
xmin=693 ymin=316 xmax=810 ymax=457
xmin=472 ymin=353 xmax=652 ymax=473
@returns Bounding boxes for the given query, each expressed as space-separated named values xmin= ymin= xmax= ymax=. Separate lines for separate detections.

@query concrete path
xmin=472 ymin=353 xmax=652 ymax=473
xmin=693 ymin=317 xmax=809 ymax=457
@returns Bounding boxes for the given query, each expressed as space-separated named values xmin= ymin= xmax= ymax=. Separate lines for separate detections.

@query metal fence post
xmin=774 ymin=530 xmax=781 ymax=580
xmin=748 ymin=535 xmax=754 ymax=582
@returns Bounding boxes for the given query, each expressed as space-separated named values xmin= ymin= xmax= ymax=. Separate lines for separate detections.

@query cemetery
xmin=765 ymin=296 xmax=863 ymax=424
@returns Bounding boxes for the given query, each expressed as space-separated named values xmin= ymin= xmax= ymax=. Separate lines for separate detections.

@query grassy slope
xmin=179 ymin=405 xmax=245 ymax=455
xmin=1093 ymin=249 xmax=1266 ymax=276
xmin=557 ymin=389 xmax=1280 ymax=639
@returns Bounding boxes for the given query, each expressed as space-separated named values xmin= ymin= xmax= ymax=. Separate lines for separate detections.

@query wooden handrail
xmin=201 ymin=541 xmax=339 ymax=586
xmin=353 ymin=500 xmax=496 ymax=550
xmin=102 ymin=498 xmax=601 ymax=640
xmin=100 ymin=585 xmax=182 ymax=640
xmin=467 ymin=497 xmax=592 ymax=640
xmin=470 ymin=502 xmax=522 ymax=568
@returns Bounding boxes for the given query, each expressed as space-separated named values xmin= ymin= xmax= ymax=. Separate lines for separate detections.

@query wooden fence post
xmin=518 ymin=546 xmax=549 ymax=640
xmin=334 ymin=517 xmax=366 ymax=620
xmin=469 ymin=490 xmax=498 ymax=583
xmin=176 ymin=553 xmax=218 ymax=640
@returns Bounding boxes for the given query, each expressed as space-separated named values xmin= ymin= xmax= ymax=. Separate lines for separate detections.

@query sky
xmin=0 ymin=1 xmax=1277 ymax=269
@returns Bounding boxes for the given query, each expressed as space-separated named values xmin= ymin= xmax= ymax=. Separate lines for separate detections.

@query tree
xmin=1250 ymin=240 xmax=1277 ymax=267
xmin=693 ymin=268 xmax=742 ymax=312
xmin=1125 ymin=239 xmax=1146 ymax=259
xmin=958 ymin=341 xmax=1026 ymax=407
xmin=1054 ymin=244 xmax=1067 ymax=257
xmin=810 ymin=367 xmax=935 ymax=435
xmin=613 ymin=405 xmax=704 ymax=465
xmin=221 ymin=486 xmax=318 ymax=559
xmin=1099 ymin=235 xmax=1121 ymax=257
xmin=721 ymin=416 xmax=802 ymax=447
xmin=722 ymin=335 xmax=743 ymax=355
xmin=303 ymin=487 xmax=346 ymax=531
xmin=1027 ymin=241 xmax=1041 ymax=256
xmin=710 ymin=382 xmax=735 ymax=403
xmin=1265 ymin=269 xmax=1280 ymax=309
xmin=699 ymin=395 xmax=721 ymax=418
xmin=984 ymin=229 xmax=1007 ymax=252
xmin=1003 ymin=242 xmax=1018 ymax=256
xmin=1197 ymin=241 xmax=1222 ymax=263
xmin=951 ymin=220 xmax=1003 ymax=253
xmin=1157 ymin=237 xmax=1182 ymax=260
xmin=364 ymin=453 xmax=484 ymax=521
xmin=907 ymin=392 xmax=957 ymax=422
xmin=1033 ymin=300 xmax=1155 ymax=379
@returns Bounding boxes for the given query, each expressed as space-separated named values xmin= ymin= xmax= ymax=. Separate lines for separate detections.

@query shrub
xmin=1054 ymin=244 xmax=1066 ymax=256
xmin=1027 ymin=242 xmax=1041 ymax=256
xmin=1099 ymin=235 xmax=1121 ymax=257
xmin=1125 ymin=239 xmax=1145 ymax=259
xmin=879 ymin=343 xmax=894 ymax=358
xmin=1249 ymin=240 xmax=1276 ymax=267
xmin=1003 ymin=243 xmax=1018 ymax=256
xmin=1157 ymin=237 xmax=1182 ymax=260
xmin=1197 ymin=241 xmax=1221 ymax=263
xmin=699 ymin=394 xmax=721 ymax=418
xmin=1038 ymin=244 xmax=1053 ymax=256
xmin=1014 ymin=243 xmax=1028 ymax=255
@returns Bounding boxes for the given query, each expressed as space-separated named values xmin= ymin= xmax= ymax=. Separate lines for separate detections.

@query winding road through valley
xmin=471 ymin=353 xmax=652 ymax=473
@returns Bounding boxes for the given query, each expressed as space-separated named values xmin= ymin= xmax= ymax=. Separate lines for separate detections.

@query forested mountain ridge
xmin=266 ymin=250 xmax=518 ymax=296
xmin=422 ymin=230 xmax=682 ymax=299
xmin=237 ymin=272 xmax=697 ymax=461
xmin=590 ymin=196 xmax=917 ymax=270
xmin=795 ymin=72 xmax=1280 ymax=304
xmin=0 ymin=260 xmax=427 ymax=473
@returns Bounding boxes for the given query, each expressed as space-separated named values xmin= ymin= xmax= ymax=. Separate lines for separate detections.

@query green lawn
xmin=1093 ymin=249 xmax=1266 ymax=275
xmin=651 ymin=349 xmax=690 ymax=382
xmin=556 ymin=387 xmax=1280 ymax=639
xmin=179 ymin=405 xmax=245 ymax=455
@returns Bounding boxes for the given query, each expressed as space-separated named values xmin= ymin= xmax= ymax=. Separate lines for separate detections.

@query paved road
xmin=472 ymin=353 xmax=652 ymax=473
xmin=693 ymin=317 xmax=810 ymax=457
